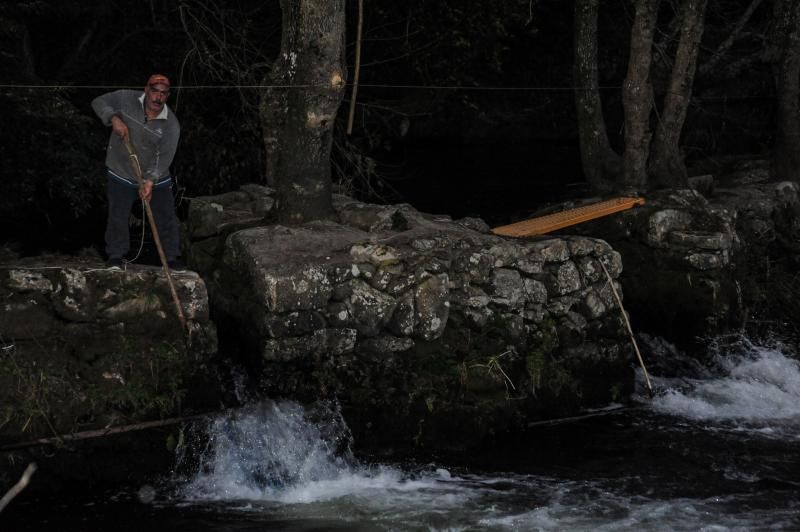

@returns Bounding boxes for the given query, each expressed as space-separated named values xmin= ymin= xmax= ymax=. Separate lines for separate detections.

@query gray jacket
xmin=91 ymin=89 xmax=180 ymax=183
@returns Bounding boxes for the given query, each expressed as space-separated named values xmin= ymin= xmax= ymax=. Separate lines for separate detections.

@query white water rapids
xmin=649 ymin=338 xmax=800 ymax=438
xmin=152 ymin=336 xmax=800 ymax=530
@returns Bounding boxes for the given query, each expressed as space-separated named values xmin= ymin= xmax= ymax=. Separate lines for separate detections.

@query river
xmin=5 ymin=334 xmax=800 ymax=531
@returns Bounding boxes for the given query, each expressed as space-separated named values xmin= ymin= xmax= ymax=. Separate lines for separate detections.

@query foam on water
xmin=649 ymin=338 xmax=800 ymax=431
xmin=184 ymin=453 xmax=791 ymax=531
xmin=177 ymin=400 xmax=357 ymax=501
xmin=167 ymin=337 xmax=800 ymax=530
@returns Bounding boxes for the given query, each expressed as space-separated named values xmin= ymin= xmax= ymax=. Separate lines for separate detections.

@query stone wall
xmin=567 ymin=174 xmax=800 ymax=348
xmin=0 ymin=259 xmax=218 ymax=444
xmin=186 ymin=188 xmax=633 ymax=450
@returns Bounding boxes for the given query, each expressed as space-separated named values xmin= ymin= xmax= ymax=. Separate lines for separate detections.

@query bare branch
xmin=700 ymin=0 xmax=766 ymax=77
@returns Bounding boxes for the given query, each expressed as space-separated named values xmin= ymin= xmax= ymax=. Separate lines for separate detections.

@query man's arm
xmin=91 ymin=90 xmax=124 ymax=126
xmin=91 ymin=90 xmax=129 ymax=138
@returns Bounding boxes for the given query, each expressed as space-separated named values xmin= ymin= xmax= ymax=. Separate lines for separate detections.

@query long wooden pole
xmin=0 ymin=414 xmax=208 ymax=452
xmin=346 ymin=0 xmax=364 ymax=135
xmin=600 ymin=260 xmax=654 ymax=397
xmin=122 ymin=137 xmax=188 ymax=333
xmin=0 ymin=463 xmax=37 ymax=512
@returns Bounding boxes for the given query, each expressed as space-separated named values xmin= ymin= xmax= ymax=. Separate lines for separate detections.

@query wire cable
xmin=0 ymin=82 xmax=773 ymax=101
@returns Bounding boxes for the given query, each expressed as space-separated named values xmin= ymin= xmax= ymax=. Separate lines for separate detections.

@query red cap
xmin=146 ymin=74 xmax=170 ymax=88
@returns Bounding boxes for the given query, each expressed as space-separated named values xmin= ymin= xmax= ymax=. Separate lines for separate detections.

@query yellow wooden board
xmin=492 ymin=197 xmax=646 ymax=238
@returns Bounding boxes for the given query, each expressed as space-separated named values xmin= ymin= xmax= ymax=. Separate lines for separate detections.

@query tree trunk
xmin=621 ymin=0 xmax=661 ymax=191
xmin=574 ymin=0 xmax=620 ymax=193
xmin=259 ymin=7 xmax=291 ymax=189
xmin=259 ymin=0 xmax=346 ymax=223
xmin=772 ymin=0 xmax=800 ymax=182
xmin=649 ymin=0 xmax=708 ymax=189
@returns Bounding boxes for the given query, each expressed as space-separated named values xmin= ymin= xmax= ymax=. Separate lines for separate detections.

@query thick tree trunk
xmin=649 ymin=0 xmax=708 ymax=189
xmin=621 ymin=0 xmax=661 ymax=191
xmin=574 ymin=0 xmax=620 ymax=193
xmin=259 ymin=56 xmax=287 ymax=188
xmin=259 ymin=0 xmax=346 ymax=223
xmin=773 ymin=0 xmax=800 ymax=182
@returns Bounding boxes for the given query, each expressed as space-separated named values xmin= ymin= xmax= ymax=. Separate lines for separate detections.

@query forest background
xmin=0 ymin=0 xmax=797 ymax=255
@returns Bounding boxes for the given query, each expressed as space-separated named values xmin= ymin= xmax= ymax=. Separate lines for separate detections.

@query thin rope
xmin=0 ymin=82 xmax=626 ymax=91
xmin=125 ymin=200 xmax=148 ymax=267
xmin=0 ymin=83 xmax=773 ymax=101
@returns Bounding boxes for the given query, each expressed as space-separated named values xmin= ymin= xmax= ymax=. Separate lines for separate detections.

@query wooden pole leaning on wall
xmin=346 ymin=0 xmax=364 ymax=135
xmin=0 ymin=414 xmax=211 ymax=452
xmin=122 ymin=137 xmax=188 ymax=333
xmin=0 ymin=463 xmax=37 ymax=512
xmin=599 ymin=260 xmax=654 ymax=398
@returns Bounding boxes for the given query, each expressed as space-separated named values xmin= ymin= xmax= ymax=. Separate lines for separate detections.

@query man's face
xmin=144 ymin=83 xmax=170 ymax=114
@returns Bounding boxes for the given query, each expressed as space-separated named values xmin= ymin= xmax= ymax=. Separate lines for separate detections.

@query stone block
xmin=596 ymin=280 xmax=622 ymax=309
xmin=544 ymin=260 xmax=582 ymax=296
xmin=462 ymin=305 xmax=494 ymax=328
xmin=647 ymin=209 xmax=693 ymax=248
xmin=546 ymin=294 xmax=579 ymax=317
xmin=262 ymin=328 xmax=357 ymax=361
xmin=566 ymin=236 xmax=599 ymax=257
xmin=453 ymin=251 xmax=493 ymax=283
xmin=488 ymin=242 xmax=523 ymax=268
xmin=52 ymin=268 xmax=96 ymax=322
xmin=687 ymin=252 xmax=727 ymax=270
xmin=414 ymin=274 xmax=450 ymax=341
xmin=358 ymin=335 xmax=415 ymax=355
xmin=350 ymin=243 xmax=402 ymax=267
xmin=576 ymin=256 xmax=603 ymax=284
xmin=577 ymin=289 xmax=607 ymax=320
xmin=347 ymin=280 xmax=397 ymax=337
xmin=599 ymin=250 xmax=623 ymax=279
xmin=388 ymin=291 xmax=415 ymax=336
xmin=523 ymin=278 xmax=548 ymax=305
xmin=488 ymin=268 xmax=524 ymax=308
xmin=6 ymin=270 xmax=53 ymax=293
xmin=526 ymin=239 xmax=570 ymax=263
xmin=263 ymin=310 xmax=326 ymax=338
xmin=260 ymin=266 xmax=333 ymax=313
xmin=558 ymin=311 xmax=588 ymax=348
xmin=669 ymin=231 xmax=732 ymax=251
xmin=369 ymin=263 xmax=405 ymax=292
xmin=513 ymin=256 xmax=544 ymax=275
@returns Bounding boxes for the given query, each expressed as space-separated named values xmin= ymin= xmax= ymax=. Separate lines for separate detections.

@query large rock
xmin=0 ymin=258 xmax=218 ymax=445
xmin=182 ymin=176 xmax=800 ymax=450
xmin=186 ymin=191 xmax=633 ymax=451
xmin=568 ymin=171 xmax=800 ymax=347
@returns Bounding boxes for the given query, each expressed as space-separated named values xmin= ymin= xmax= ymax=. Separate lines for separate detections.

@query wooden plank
xmin=492 ymin=197 xmax=646 ymax=238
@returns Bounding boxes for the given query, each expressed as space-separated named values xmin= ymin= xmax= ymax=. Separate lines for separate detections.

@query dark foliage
xmin=0 ymin=88 xmax=104 ymax=253
xmin=0 ymin=0 xmax=783 ymax=253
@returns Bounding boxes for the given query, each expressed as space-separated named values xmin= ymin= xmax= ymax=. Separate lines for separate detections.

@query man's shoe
xmin=167 ymin=259 xmax=187 ymax=273
xmin=106 ymin=257 xmax=124 ymax=271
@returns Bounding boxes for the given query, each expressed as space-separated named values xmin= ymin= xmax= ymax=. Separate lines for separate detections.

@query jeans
xmin=105 ymin=174 xmax=181 ymax=261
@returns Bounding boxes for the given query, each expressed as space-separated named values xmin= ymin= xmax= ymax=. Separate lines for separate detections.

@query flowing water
xmin=6 ymin=335 xmax=800 ymax=531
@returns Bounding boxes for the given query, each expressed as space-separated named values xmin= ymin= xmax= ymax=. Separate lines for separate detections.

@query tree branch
xmin=700 ymin=0 xmax=765 ymax=77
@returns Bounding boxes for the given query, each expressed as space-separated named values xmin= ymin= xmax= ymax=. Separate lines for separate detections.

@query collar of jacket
xmin=138 ymin=92 xmax=170 ymax=120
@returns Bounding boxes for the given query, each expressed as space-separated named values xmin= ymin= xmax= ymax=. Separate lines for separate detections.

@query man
xmin=91 ymin=74 xmax=184 ymax=271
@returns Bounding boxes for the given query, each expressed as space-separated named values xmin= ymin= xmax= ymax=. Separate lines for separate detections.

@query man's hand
xmin=110 ymin=115 xmax=129 ymax=139
xmin=139 ymin=180 xmax=153 ymax=202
